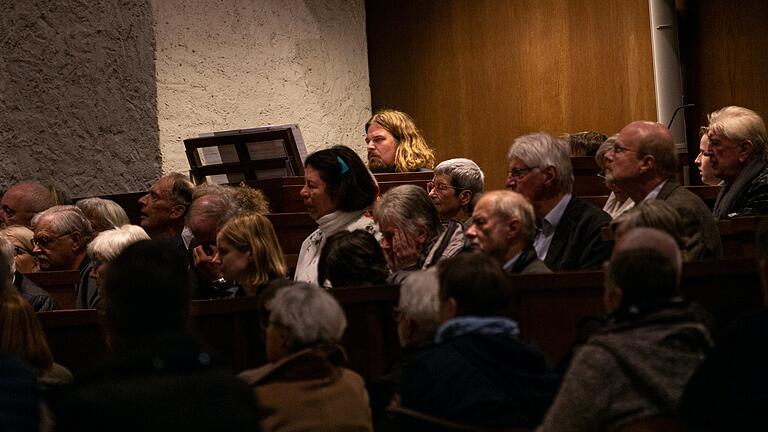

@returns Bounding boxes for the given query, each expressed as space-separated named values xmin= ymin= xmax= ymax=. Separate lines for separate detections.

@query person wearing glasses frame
xmin=606 ymin=120 xmax=722 ymax=260
xmin=1 ymin=227 xmax=57 ymax=312
xmin=506 ymin=132 xmax=612 ymax=271
xmin=428 ymin=158 xmax=484 ymax=228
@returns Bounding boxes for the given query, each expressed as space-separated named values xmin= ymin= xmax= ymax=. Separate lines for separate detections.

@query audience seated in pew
xmin=86 ymin=224 xmax=149 ymax=290
xmin=678 ymin=221 xmax=768 ymax=430
xmin=239 ymin=282 xmax=373 ymax=432
xmin=0 ymin=181 xmax=56 ymax=229
xmin=695 ymin=126 xmax=723 ymax=187
xmin=428 ymin=158 xmax=484 ymax=227
xmin=365 ymin=109 xmax=436 ymax=173
xmin=137 ymin=173 xmax=194 ymax=244
xmin=211 ymin=212 xmax=288 ymax=296
xmin=75 ymin=197 xmax=130 ymax=233
xmin=607 ymin=120 xmax=722 ymax=260
xmin=2 ymin=226 xmax=57 ymax=311
xmin=374 ymin=185 xmax=466 ymax=284
xmin=537 ymin=228 xmax=712 ymax=432
xmin=396 ymin=251 xmax=559 ymax=429
xmin=707 ymin=106 xmax=768 ymax=219
xmin=467 ymin=190 xmax=552 ymax=275
xmin=47 ymin=240 xmax=260 ymax=431
xmin=507 ymin=132 xmax=612 ymax=270
xmin=31 ymin=206 xmax=97 ymax=309
xmin=596 ymin=136 xmax=635 ymax=218
xmin=317 ymin=229 xmax=389 ymax=288
xmin=294 ymin=145 xmax=379 ymax=285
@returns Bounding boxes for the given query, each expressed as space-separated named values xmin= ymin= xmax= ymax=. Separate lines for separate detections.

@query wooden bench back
xmin=25 ymin=270 xmax=80 ymax=310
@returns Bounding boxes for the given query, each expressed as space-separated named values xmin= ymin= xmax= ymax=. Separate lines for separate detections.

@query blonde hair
xmin=366 ymin=109 xmax=436 ymax=172
xmin=0 ymin=293 xmax=54 ymax=371
xmin=218 ymin=213 xmax=287 ymax=294
xmin=1 ymin=226 xmax=34 ymax=253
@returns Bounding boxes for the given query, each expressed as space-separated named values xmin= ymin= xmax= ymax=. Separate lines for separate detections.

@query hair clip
xmin=336 ymin=156 xmax=349 ymax=174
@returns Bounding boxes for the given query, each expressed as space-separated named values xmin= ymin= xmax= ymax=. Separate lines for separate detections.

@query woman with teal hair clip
xmin=294 ymin=145 xmax=380 ymax=285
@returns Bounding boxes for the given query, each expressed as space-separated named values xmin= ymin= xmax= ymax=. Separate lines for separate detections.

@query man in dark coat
xmin=506 ymin=132 xmax=612 ymax=270
xmin=607 ymin=120 xmax=722 ymax=260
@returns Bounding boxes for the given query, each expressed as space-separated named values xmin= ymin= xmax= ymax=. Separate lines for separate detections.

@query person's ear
xmin=639 ymin=154 xmax=656 ymax=173
xmin=169 ymin=204 xmax=186 ymax=220
xmin=458 ymin=190 xmax=472 ymax=207
xmin=69 ymin=231 xmax=83 ymax=252
xmin=542 ymin=166 xmax=558 ymax=188
xmin=738 ymin=140 xmax=755 ymax=163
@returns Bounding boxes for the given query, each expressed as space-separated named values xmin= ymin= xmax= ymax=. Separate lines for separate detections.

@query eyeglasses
xmin=506 ymin=167 xmax=537 ymax=180
xmin=611 ymin=144 xmax=638 ymax=154
xmin=13 ymin=246 xmax=32 ymax=256
xmin=426 ymin=181 xmax=459 ymax=193
xmin=597 ymin=172 xmax=606 ymax=180
xmin=31 ymin=232 xmax=74 ymax=248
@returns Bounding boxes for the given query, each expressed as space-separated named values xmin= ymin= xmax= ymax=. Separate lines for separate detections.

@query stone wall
xmin=153 ymin=0 xmax=371 ymax=174
xmin=0 ymin=0 xmax=161 ymax=196
xmin=0 ymin=0 xmax=371 ymax=196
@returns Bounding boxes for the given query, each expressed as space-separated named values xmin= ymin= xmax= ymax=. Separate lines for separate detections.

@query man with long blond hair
xmin=365 ymin=109 xmax=436 ymax=173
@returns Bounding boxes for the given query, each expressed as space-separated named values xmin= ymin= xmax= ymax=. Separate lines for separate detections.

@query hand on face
xmin=384 ymin=228 xmax=420 ymax=272
xmin=192 ymin=244 xmax=223 ymax=282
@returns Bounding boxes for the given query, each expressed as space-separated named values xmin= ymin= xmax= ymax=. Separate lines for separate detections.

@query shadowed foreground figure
xmin=47 ymin=240 xmax=259 ymax=432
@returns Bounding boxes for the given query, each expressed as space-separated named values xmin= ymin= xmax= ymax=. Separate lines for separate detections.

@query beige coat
xmin=239 ymin=345 xmax=373 ymax=432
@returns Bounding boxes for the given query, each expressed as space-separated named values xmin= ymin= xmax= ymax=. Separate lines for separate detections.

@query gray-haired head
xmin=611 ymin=200 xmax=687 ymax=254
xmin=508 ymin=132 xmax=574 ymax=193
xmin=613 ymin=227 xmax=682 ymax=280
xmin=166 ymin=173 xmax=195 ymax=210
xmin=87 ymin=224 xmax=150 ymax=263
xmin=479 ymin=190 xmax=537 ymax=244
xmin=187 ymin=184 xmax=238 ymax=245
xmin=76 ymin=197 xmax=130 ymax=233
xmin=398 ymin=269 xmax=441 ymax=345
xmin=434 ymin=158 xmax=485 ymax=198
xmin=31 ymin=205 xmax=93 ymax=248
xmin=708 ymin=105 xmax=768 ymax=157
xmin=267 ymin=282 xmax=347 ymax=351
xmin=373 ymin=184 xmax=441 ymax=240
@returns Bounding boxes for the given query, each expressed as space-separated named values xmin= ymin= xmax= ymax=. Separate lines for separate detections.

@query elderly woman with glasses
xmin=87 ymin=224 xmax=150 ymax=290
xmin=239 ymin=282 xmax=373 ymax=431
xmin=294 ymin=145 xmax=379 ymax=285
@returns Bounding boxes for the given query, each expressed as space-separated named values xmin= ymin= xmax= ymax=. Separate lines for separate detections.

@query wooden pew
xmin=40 ymin=284 xmax=401 ymax=383
xmin=512 ymin=257 xmax=763 ymax=364
xmin=25 ymin=270 xmax=80 ymax=310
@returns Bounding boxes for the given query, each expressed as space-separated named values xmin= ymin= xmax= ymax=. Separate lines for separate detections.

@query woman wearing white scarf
xmin=294 ymin=146 xmax=379 ymax=285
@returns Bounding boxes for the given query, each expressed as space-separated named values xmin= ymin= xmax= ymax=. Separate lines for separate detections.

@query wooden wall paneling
xmin=367 ymin=0 xmax=656 ymax=190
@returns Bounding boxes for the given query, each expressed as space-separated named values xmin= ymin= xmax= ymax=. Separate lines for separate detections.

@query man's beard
xmin=368 ymin=153 xmax=396 ymax=173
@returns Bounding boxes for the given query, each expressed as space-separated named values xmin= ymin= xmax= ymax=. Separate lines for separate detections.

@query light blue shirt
xmin=642 ymin=178 xmax=668 ymax=202
xmin=534 ymin=193 xmax=572 ymax=260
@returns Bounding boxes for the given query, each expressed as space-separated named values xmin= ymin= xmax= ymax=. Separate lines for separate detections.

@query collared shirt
xmin=642 ymin=178 xmax=668 ymax=202
xmin=502 ymin=251 xmax=523 ymax=273
xmin=534 ymin=193 xmax=572 ymax=260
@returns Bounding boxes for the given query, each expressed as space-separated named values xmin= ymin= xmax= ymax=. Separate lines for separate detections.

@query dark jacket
xmin=657 ymin=179 xmax=723 ymax=260
xmin=399 ymin=327 xmax=559 ymax=428
xmin=507 ymin=245 xmax=552 ymax=275
xmin=713 ymin=157 xmax=768 ymax=218
xmin=47 ymin=335 xmax=259 ymax=432
xmin=14 ymin=272 xmax=57 ymax=312
xmin=545 ymin=196 xmax=612 ymax=271
xmin=679 ymin=308 xmax=768 ymax=431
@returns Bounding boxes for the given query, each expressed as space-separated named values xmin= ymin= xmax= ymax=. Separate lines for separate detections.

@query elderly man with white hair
xmin=704 ymin=106 xmax=768 ymax=218
xmin=506 ymin=132 xmax=611 ymax=270
xmin=239 ymin=282 xmax=373 ymax=431
xmin=538 ymin=228 xmax=712 ymax=432
xmin=428 ymin=158 xmax=484 ymax=227
xmin=31 ymin=205 xmax=97 ymax=309
xmin=467 ymin=190 xmax=551 ymax=275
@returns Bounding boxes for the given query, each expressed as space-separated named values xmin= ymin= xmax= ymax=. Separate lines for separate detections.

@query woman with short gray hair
xmin=239 ymin=283 xmax=373 ymax=431
xmin=88 ymin=224 xmax=150 ymax=289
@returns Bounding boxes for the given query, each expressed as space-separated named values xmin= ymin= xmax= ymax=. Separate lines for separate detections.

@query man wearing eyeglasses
xmin=428 ymin=158 xmax=484 ymax=227
xmin=31 ymin=205 xmax=98 ymax=309
xmin=607 ymin=120 xmax=722 ymax=260
xmin=506 ymin=132 xmax=611 ymax=271
xmin=704 ymin=106 xmax=768 ymax=219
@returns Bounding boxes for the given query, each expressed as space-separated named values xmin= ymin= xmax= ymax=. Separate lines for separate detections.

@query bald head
xmin=613 ymin=227 xmax=682 ymax=271
xmin=0 ymin=182 xmax=55 ymax=228
xmin=187 ymin=194 xmax=236 ymax=246
xmin=618 ymin=121 xmax=677 ymax=177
